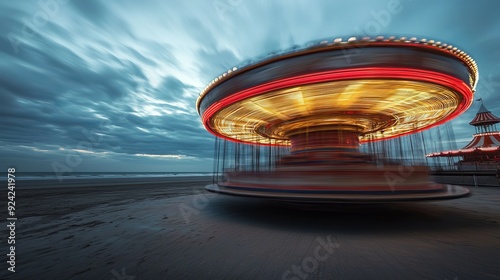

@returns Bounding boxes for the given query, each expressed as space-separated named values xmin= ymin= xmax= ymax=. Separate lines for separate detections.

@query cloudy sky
xmin=1 ymin=0 xmax=499 ymax=172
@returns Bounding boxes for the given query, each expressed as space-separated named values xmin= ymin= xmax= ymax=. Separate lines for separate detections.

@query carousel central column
xmin=288 ymin=130 xmax=360 ymax=153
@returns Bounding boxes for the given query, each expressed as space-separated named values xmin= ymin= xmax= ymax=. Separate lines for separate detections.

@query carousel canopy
xmin=469 ymin=104 xmax=500 ymax=126
xmin=462 ymin=132 xmax=500 ymax=149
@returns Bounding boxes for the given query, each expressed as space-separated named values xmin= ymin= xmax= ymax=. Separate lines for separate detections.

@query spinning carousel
xmin=197 ymin=36 xmax=477 ymax=202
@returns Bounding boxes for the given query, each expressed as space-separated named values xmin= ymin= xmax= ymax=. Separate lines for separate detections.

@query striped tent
xmin=469 ymin=104 xmax=500 ymax=126
xmin=463 ymin=132 xmax=500 ymax=149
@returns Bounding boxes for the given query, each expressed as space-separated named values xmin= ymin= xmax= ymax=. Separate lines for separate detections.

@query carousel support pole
xmin=221 ymin=139 xmax=227 ymax=181
xmin=212 ymin=137 xmax=217 ymax=184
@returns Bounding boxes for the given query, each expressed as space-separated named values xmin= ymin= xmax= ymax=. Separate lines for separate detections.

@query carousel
xmin=197 ymin=36 xmax=477 ymax=202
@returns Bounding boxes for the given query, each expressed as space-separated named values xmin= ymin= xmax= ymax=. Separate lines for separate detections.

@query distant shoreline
xmin=14 ymin=175 xmax=214 ymax=189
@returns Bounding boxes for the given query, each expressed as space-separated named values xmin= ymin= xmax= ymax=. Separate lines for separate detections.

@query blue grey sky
xmin=1 ymin=0 xmax=499 ymax=172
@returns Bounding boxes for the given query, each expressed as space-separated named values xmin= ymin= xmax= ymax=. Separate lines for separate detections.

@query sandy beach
xmin=1 ymin=177 xmax=500 ymax=279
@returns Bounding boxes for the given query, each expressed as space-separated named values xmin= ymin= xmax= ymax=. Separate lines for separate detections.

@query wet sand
xmin=1 ymin=177 xmax=499 ymax=279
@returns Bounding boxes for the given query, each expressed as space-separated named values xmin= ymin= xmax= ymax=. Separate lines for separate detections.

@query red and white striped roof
xmin=469 ymin=104 xmax=500 ymax=126
xmin=463 ymin=132 xmax=500 ymax=149
xmin=426 ymin=132 xmax=500 ymax=157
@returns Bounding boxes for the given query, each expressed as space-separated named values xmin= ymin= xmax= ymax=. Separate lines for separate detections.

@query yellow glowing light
xmin=208 ymin=79 xmax=462 ymax=145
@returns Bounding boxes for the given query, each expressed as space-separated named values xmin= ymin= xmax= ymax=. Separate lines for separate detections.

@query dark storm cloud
xmin=98 ymin=74 xmax=217 ymax=159
xmin=0 ymin=1 xmax=216 ymax=172
xmin=154 ymin=76 xmax=194 ymax=99
xmin=0 ymin=2 xmax=179 ymax=171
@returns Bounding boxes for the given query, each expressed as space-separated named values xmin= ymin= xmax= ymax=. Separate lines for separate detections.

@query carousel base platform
xmin=205 ymin=183 xmax=471 ymax=203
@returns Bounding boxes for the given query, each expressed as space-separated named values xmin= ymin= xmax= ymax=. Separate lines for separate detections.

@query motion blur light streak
xmin=204 ymin=72 xmax=471 ymax=145
xmin=198 ymin=36 xmax=476 ymax=202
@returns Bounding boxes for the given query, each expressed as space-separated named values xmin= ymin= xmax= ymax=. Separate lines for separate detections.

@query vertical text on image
xmin=7 ymin=168 xmax=17 ymax=273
